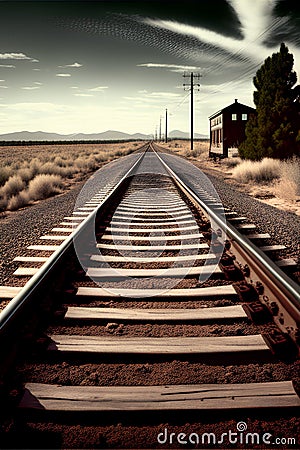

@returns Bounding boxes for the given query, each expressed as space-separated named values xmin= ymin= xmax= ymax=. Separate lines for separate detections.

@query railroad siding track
xmin=0 ymin=143 xmax=299 ymax=448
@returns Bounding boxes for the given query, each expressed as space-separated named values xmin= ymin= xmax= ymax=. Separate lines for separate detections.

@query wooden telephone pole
xmin=165 ymin=108 xmax=168 ymax=143
xmin=183 ymin=72 xmax=201 ymax=150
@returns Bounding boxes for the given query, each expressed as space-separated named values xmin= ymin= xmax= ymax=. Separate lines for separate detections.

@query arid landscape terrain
xmin=0 ymin=141 xmax=299 ymax=449
xmin=0 ymin=142 xmax=139 ymax=214
xmin=163 ymin=140 xmax=300 ymax=216
xmin=1 ymin=140 xmax=299 ymax=217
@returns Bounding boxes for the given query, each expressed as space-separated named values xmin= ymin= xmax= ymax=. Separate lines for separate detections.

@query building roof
xmin=209 ymin=99 xmax=256 ymax=120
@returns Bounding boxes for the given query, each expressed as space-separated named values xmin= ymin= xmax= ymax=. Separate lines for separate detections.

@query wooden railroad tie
xmin=19 ymin=381 xmax=300 ymax=412
xmin=47 ymin=334 xmax=269 ymax=356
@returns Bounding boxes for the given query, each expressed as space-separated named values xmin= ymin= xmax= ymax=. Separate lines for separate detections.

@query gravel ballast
xmin=207 ymin=172 xmax=300 ymax=262
xmin=2 ymin=163 xmax=299 ymax=288
xmin=0 ymin=183 xmax=84 ymax=287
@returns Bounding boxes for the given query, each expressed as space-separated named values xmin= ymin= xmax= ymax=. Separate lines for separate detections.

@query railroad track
xmin=0 ymin=142 xmax=299 ymax=448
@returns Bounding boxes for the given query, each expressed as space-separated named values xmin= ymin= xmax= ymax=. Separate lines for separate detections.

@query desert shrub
xmin=0 ymin=175 xmax=25 ymax=198
xmin=38 ymin=161 xmax=76 ymax=178
xmin=274 ymin=178 xmax=298 ymax=201
xmin=0 ymin=195 xmax=8 ymax=212
xmin=18 ymin=167 xmax=35 ymax=183
xmin=53 ymin=156 xmax=66 ymax=167
xmin=225 ymin=157 xmax=242 ymax=168
xmin=282 ymin=156 xmax=300 ymax=195
xmin=61 ymin=165 xmax=77 ymax=177
xmin=0 ymin=142 xmax=142 ymax=211
xmin=94 ymin=154 xmax=106 ymax=163
xmin=27 ymin=174 xmax=63 ymax=200
xmin=29 ymin=158 xmax=43 ymax=177
xmin=74 ymin=157 xmax=85 ymax=169
xmin=74 ymin=156 xmax=98 ymax=171
xmin=38 ymin=161 xmax=63 ymax=176
xmin=231 ymin=158 xmax=281 ymax=183
xmin=86 ymin=156 xmax=99 ymax=170
xmin=186 ymin=149 xmax=200 ymax=158
xmin=11 ymin=161 xmax=21 ymax=171
xmin=2 ymin=158 xmax=12 ymax=166
xmin=0 ymin=166 xmax=12 ymax=186
xmin=7 ymin=190 xmax=30 ymax=210
xmin=273 ymin=156 xmax=300 ymax=201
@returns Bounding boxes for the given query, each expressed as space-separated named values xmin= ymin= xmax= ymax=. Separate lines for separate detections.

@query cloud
xmin=56 ymin=73 xmax=71 ymax=77
xmin=143 ymin=2 xmax=289 ymax=69
xmin=0 ymin=64 xmax=15 ymax=68
xmin=0 ymin=52 xmax=39 ymax=62
xmin=34 ymin=82 xmax=42 ymax=85
xmin=137 ymin=63 xmax=203 ymax=73
xmin=0 ymin=86 xmax=8 ymax=89
xmin=87 ymin=86 xmax=108 ymax=92
xmin=228 ymin=0 xmax=278 ymax=43
xmin=33 ymin=68 xmax=40 ymax=71
xmin=71 ymin=86 xmax=108 ymax=95
xmin=74 ymin=93 xmax=94 ymax=97
xmin=58 ymin=62 xmax=82 ymax=68
xmin=21 ymin=86 xmax=40 ymax=90
xmin=123 ymin=91 xmax=182 ymax=104
xmin=145 ymin=19 xmax=254 ymax=59
xmin=147 ymin=91 xmax=181 ymax=98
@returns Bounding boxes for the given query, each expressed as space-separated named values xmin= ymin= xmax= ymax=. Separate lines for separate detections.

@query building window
xmin=232 ymin=114 xmax=237 ymax=121
xmin=242 ymin=113 xmax=248 ymax=120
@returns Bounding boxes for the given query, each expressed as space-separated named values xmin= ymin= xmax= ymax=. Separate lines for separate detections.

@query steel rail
xmin=152 ymin=144 xmax=300 ymax=317
xmin=0 ymin=145 xmax=148 ymax=335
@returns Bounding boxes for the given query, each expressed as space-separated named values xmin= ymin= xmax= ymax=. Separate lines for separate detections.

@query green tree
xmin=239 ymin=43 xmax=300 ymax=160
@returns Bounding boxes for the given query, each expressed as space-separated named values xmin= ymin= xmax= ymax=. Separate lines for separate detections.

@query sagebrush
xmin=0 ymin=142 xmax=136 ymax=212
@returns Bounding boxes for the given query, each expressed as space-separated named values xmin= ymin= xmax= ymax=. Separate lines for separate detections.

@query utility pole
xmin=183 ymin=72 xmax=201 ymax=150
xmin=154 ymin=126 xmax=157 ymax=142
xmin=159 ymin=115 xmax=162 ymax=142
xmin=165 ymin=108 xmax=168 ymax=143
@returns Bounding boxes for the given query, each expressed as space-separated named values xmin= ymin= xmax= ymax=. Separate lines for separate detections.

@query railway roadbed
xmin=0 ymin=143 xmax=299 ymax=449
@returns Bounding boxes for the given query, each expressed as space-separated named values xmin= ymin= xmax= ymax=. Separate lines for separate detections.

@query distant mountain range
xmin=0 ymin=130 xmax=208 ymax=141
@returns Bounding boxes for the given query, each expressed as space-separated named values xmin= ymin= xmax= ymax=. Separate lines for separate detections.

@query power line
xmin=161 ymin=17 xmax=286 ymax=134
xmin=197 ymin=16 xmax=287 ymax=102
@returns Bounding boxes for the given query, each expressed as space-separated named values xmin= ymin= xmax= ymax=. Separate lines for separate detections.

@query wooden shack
xmin=209 ymin=99 xmax=256 ymax=157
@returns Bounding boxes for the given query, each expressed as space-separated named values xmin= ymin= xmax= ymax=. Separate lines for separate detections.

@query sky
xmin=0 ymin=0 xmax=299 ymax=136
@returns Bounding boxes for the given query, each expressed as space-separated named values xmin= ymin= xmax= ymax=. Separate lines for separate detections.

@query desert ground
xmin=161 ymin=140 xmax=300 ymax=216
xmin=0 ymin=141 xmax=140 ymax=214
xmin=0 ymin=139 xmax=299 ymax=217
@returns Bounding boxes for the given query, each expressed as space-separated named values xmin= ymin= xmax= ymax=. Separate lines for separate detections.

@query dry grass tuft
xmin=231 ymin=158 xmax=281 ymax=183
xmin=228 ymin=155 xmax=300 ymax=203
xmin=18 ymin=167 xmax=36 ymax=183
xmin=0 ymin=141 xmax=139 ymax=212
xmin=165 ymin=140 xmax=210 ymax=161
xmin=0 ymin=166 xmax=13 ymax=186
xmin=224 ymin=157 xmax=242 ymax=168
xmin=7 ymin=190 xmax=30 ymax=211
xmin=273 ymin=156 xmax=300 ymax=201
xmin=0 ymin=175 xmax=26 ymax=198
xmin=27 ymin=174 xmax=64 ymax=200
xmin=0 ymin=195 xmax=8 ymax=212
